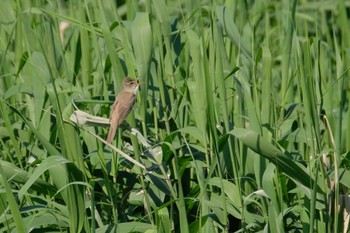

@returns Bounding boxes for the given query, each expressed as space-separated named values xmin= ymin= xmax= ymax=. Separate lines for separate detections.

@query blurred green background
xmin=0 ymin=0 xmax=350 ymax=232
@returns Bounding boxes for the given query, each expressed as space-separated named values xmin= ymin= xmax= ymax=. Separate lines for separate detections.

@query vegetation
xmin=0 ymin=0 xmax=350 ymax=232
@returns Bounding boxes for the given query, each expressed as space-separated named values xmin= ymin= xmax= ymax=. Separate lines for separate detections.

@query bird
xmin=106 ymin=77 xmax=143 ymax=144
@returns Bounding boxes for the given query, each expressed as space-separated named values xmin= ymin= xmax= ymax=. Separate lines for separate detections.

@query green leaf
xmin=132 ymin=12 xmax=152 ymax=78
xmin=17 ymin=156 xmax=68 ymax=198
xmin=0 ymin=160 xmax=56 ymax=195
xmin=0 ymin=162 xmax=26 ymax=233
xmin=96 ymin=222 xmax=154 ymax=233
xmin=8 ymin=104 xmax=61 ymax=155
xmin=229 ymin=128 xmax=321 ymax=193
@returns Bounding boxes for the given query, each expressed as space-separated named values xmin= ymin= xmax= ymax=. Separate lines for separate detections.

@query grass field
xmin=1 ymin=0 xmax=350 ymax=232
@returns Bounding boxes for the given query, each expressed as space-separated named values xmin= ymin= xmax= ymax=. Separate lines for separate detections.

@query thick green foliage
xmin=0 ymin=0 xmax=349 ymax=232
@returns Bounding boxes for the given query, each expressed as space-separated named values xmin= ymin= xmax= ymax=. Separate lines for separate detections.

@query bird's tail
xmin=106 ymin=126 xmax=116 ymax=144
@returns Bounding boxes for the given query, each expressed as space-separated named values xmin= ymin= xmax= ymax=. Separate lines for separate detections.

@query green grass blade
xmin=0 ymin=162 xmax=26 ymax=233
xmin=229 ymin=128 xmax=320 ymax=192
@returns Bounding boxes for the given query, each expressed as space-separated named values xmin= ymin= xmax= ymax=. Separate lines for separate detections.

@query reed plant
xmin=0 ymin=0 xmax=349 ymax=232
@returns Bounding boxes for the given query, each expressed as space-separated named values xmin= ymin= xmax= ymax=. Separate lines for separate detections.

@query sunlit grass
xmin=0 ymin=0 xmax=349 ymax=232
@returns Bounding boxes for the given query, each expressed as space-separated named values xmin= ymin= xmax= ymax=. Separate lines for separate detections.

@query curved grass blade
xmin=229 ymin=128 xmax=321 ymax=193
xmin=0 ymin=160 xmax=57 ymax=196
xmin=0 ymin=163 xmax=26 ymax=233
xmin=7 ymin=104 xmax=60 ymax=155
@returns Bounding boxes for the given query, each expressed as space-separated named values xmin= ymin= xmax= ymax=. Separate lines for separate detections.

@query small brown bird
xmin=106 ymin=77 xmax=143 ymax=144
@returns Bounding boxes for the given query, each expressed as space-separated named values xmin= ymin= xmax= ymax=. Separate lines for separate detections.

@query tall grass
xmin=0 ymin=0 xmax=349 ymax=232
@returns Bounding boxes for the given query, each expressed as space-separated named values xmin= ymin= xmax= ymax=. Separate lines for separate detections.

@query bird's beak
xmin=137 ymin=82 xmax=144 ymax=86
